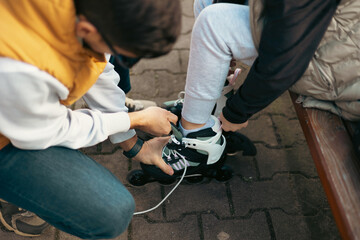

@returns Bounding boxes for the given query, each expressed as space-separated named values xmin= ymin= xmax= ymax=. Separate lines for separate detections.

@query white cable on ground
xmin=133 ymin=164 xmax=187 ymax=215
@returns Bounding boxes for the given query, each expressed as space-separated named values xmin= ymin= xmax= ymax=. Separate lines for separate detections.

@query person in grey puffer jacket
xmin=173 ymin=0 xmax=359 ymax=157
xmin=177 ymin=0 xmax=359 ymax=130
xmin=248 ymin=0 xmax=360 ymax=122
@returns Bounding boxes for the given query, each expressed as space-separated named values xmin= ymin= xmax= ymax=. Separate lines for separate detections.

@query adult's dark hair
xmin=213 ymin=0 xmax=247 ymax=4
xmin=74 ymin=0 xmax=182 ymax=58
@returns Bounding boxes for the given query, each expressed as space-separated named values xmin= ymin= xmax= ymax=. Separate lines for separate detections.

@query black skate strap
xmin=171 ymin=122 xmax=183 ymax=140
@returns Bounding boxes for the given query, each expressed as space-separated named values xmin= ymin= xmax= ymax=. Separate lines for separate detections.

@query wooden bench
xmin=289 ymin=91 xmax=360 ymax=240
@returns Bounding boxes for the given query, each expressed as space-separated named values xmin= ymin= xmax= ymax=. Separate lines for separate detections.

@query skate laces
xmin=163 ymin=135 xmax=190 ymax=170
xmin=164 ymin=135 xmax=184 ymax=159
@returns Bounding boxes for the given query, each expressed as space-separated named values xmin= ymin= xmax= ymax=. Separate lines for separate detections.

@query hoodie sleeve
xmin=0 ymin=58 xmax=133 ymax=149
xmin=223 ymin=0 xmax=338 ymax=123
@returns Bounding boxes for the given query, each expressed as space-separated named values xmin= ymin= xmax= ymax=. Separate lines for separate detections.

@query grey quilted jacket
xmin=250 ymin=0 xmax=360 ymax=120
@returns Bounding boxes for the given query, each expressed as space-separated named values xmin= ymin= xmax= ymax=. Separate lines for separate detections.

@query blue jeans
xmin=0 ymin=144 xmax=135 ymax=239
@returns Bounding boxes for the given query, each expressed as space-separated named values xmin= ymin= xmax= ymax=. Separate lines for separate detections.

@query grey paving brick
xmin=127 ymin=183 xmax=164 ymax=221
xmin=255 ymin=144 xmax=317 ymax=179
xmin=284 ymin=143 xmax=316 ymax=173
xmin=131 ymin=51 xmax=181 ymax=75
xmin=240 ymin=114 xmax=279 ymax=147
xmin=174 ymin=33 xmax=192 ymax=50
xmin=230 ymin=175 xmax=302 ymax=216
xmin=155 ymin=71 xmax=186 ymax=99
xmin=181 ymin=15 xmax=195 ymax=34
xmin=202 ymin=212 xmax=271 ymax=240
xmin=128 ymin=70 xmax=185 ymax=105
xmin=226 ymin=154 xmax=257 ymax=180
xmin=58 ymin=228 xmax=128 ymax=240
xmin=261 ymin=92 xmax=297 ymax=119
xmin=291 ymin=175 xmax=330 ymax=215
xmin=179 ymin=50 xmax=190 ymax=73
xmin=100 ymin=139 xmax=120 ymax=154
xmin=272 ymin=116 xmax=307 ymax=147
xmin=131 ymin=215 xmax=200 ymax=240
xmin=231 ymin=174 xmax=330 ymax=217
xmin=163 ymin=182 xmax=231 ymax=220
xmin=89 ymin=150 xmax=130 ymax=184
xmin=80 ymin=142 xmax=101 ymax=155
xmin=181 ymin=0 xmax=195 ymax=17
xmin=270 ymin=209 xmax=340 ymax=240
xmin=127 ymin=70 xmax=159 ymax=99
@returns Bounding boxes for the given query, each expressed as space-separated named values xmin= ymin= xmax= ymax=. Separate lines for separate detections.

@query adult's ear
xmin=75 ymin=15 xmax=98 ymax=39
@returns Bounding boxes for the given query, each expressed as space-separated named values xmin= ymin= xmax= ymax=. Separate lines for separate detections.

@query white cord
xmin=133 ymin=163 xmax=187 ymax=215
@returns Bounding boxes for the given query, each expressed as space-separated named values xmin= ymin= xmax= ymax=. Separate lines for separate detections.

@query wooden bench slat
xmin=289 ymin=92 xmax=360 ymax=240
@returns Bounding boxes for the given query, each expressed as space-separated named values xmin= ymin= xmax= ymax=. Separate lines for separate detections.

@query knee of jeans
xmin=90 ymin=193 xmax=135 ymax=239
xmin=103 ymin=196 xmax=135 ymax=238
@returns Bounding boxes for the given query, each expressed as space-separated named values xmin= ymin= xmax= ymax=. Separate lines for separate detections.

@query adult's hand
xmin=133 ymin=136 xmax=174 ymax=176
xmin=128 ymin=107 xmax=178 ymax=136
xmin=219 ymin=112 xmax=248 ymax=132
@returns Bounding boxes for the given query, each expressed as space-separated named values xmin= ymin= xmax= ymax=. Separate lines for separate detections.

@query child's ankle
xmin=179 ymin=117 xmax=215 ymax=136
xmin=181 ymin=118 xmax=205 ymax=129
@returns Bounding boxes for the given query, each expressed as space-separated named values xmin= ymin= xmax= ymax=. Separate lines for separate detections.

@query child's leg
xmin=182 ymin=3 xmax=258 ymax=131
xmin=193 ymin=0 xmax=213 ymax=18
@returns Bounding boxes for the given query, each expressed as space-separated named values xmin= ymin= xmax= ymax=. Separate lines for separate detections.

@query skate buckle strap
xmin=182 ymin=130 xmax=226 ymax=165
xmin=170 ymin=135 xmax=182 ymax=145
xmin=175 ymin=91 xmax=185 ymax=105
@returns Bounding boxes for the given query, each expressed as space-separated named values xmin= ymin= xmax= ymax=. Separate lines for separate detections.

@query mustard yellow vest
xmin=0 ymin=0 xmax=107 ymax=149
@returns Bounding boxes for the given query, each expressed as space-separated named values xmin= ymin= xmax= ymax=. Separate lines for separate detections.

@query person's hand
xmin=129 ymin=106 xmax=178 ymax=136
xmin=133 ymin=137 xmax=174 ymax=176
xmin=219 ymin=112 xmax=248 ymax=132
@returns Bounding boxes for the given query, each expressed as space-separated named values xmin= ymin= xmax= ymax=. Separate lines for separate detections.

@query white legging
xmin=182 ymin=0 xmax=257 ymax=124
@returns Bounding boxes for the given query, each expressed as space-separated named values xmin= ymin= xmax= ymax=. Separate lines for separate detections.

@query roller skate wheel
xmin=183 ymin=175 xmax=205 ymax=184
xmin=158 ymin=178 xmax=177 ymax=186
xmin=215 ymin=165 xmax=233 ymax=182
xmin=127 ymin=170 xmax=148 ymax=186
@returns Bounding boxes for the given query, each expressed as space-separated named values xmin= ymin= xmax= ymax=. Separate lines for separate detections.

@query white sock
xmin=179 ymin=117 xmax=215 ymax=137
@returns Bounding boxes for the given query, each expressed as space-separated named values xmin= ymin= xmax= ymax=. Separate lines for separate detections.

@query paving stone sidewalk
xmin=0 ymin=0 xmax=341 ymax=239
